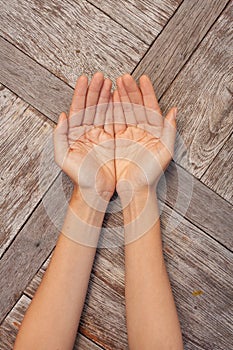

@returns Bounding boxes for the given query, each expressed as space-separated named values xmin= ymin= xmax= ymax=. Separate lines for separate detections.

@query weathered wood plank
xmin=0 ymin=175 xmax=65 ymax=324
xmin=157 ymin=161 xmax=233 ymax=250
xmin=0 ymin=0 xmax=231 ymax=248
xmin=137 ymin=3 xmax=233 ymax=178
xmin=0 ymin=0 xmax=148 ymax=87
xmin=87 ymin=0 xmax=182 ymax=44
xmin=11 ymin=196 xmax=233 ymax=349
xmin=0 ymin=173 xmax=125 ymax=324
xmin=0 ymin=85 xmax=60 ymax=258
xmin=24 ymin=271 xmax=127 ymax=349
xmin=153 ymin=2 xmax=233 ymax=177
xmin=1 ymin=35 xmax=232 ymax=251
xmin=161 ymin=207 xmax=233 ymax=350
xmin=133 ymin=0 xmax=229 ymax=98
xmin=0 ymin=171 xmax=232 ymax=348
xmin=201 ymin=134 xmax=233 ymax=204
xmin=0 ymin=294 xmax=103 ymax=350
xmin=0 ymin=37 xmax=73 ymax=123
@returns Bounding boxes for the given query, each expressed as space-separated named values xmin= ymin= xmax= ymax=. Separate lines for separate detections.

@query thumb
xmin=53 ymin=112 xmax=69 ymax=167
xmin=160 ymin=107 xmax=177 ymax=158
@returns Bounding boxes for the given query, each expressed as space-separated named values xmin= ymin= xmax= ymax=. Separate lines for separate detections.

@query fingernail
xmin=173 ymin=107 xmax=178 ymax=119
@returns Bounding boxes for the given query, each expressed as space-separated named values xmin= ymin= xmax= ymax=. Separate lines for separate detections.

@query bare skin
xmin=13 ymin=73 xmax=183 ymax=350
xmin=54 ymin=72 xmax=115 ymax=197
xmin=114 ymin=74 xmax=183 ymax=349
xmin=13 ymin=72 xmax=114 ymax=350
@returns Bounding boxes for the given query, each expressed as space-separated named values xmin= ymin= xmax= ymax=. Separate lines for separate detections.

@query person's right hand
xmin=113 ymin=74 xmax=177 ymax=198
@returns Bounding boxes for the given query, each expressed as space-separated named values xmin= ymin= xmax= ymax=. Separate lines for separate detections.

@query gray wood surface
xmin=157 ymin=161 xmax=233 ymax=250
xmin=88 ymin=0 xmax=182 ymax=44
xmin=5 ymin=192 xmax=232 ymax=349
xmin=25 ymin=271 xmax=128 ymax=349
xmin=158 ymin=1 xmax=233 ymax=178
xmin=0 ymin=173 xmax=66 ymax=324
xmin=0 ymin=85 xmax=59 ymax=257
xmin=201 ymin=134 xmax=233 ymax=205
xmin=0 ymin=294 xmax=103 ymax=350
xmin=0 ymin=37 xmax=232 ymax=252
xmin=0 ymin=37 xmax=73 ymax=123
xmin=133 ymin=0 xmax=229 ymax=98
xmin=0 ymin=0 xmax=232 ymax=348
xmin=0 ymin=0 xmax=148 ymax=87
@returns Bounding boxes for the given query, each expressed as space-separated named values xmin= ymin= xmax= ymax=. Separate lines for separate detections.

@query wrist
xmin=61 ymin=186 xmax=109 ymax=247
xmin=119 ymin=186 xmax=160 ymax=245
xmin=71 ymin=185 xmax=112 ymax=212
xmin=117 ymin=180 xmax=156 ymax=206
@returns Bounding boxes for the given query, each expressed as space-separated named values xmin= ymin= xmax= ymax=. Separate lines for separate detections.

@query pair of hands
xmin=53 ymin=72 xmax=177 ymax=205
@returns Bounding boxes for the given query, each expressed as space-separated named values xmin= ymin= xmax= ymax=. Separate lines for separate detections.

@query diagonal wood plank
xmin=0 ymin=294 xmax=103 ymax=350
xmin=201 ymin=133 xmax=233 ymax=204
xmin=158 ymin=1 xmax=233 ymax=178
xmin=0 ymin=1 xmax=232 ymax=349
xmin=157 ymin=161 xmax=233 ymax=250
xmin=4 ymin=192 xmax=232 ymax=349
xmin=0 ymin=85 xmax=60 ymax=258
xmin=87 ymin=0 xmax=182 ymax=44
xmin=0 ymin=1 xmax=229 ymax=124
xmin=0 ymin=0 xmax=148 ymax=87
xmin=0 ymin=37 xmax=73 ymax=123
xmin=25 ymin=272 xmax=128 ymax=349
xmin=133 ymin=0 xmax=230 ymax=97
xmin=1 ymin=164 xmax=232 ymax=322
xmin=0 ymin=173 xmax=125 ymax=325
xmin=0 ymin=36 xmax=232 ymax=250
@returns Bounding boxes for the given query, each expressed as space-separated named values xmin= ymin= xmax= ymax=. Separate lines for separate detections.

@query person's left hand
xmin=53 ymin=72 xmax=115 ymax=202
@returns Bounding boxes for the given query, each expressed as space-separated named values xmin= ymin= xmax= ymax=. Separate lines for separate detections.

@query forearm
xmin=121 ymin=189 xmax=183 ymax=350
xmin=14 ymin=187 xmax=108 ymax=350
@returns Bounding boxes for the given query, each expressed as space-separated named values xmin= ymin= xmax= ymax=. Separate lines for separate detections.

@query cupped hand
xmin=113 ymin=74 xmax=177 ymax=196
xmin=53 ymin=72 xmax=115 ymax=200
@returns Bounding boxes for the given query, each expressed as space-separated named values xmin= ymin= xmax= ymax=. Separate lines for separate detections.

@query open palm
xmin=54 ymin=73 xmax=115 ymax=199
xmin=113 ymin=74 xmax=177 ymax=194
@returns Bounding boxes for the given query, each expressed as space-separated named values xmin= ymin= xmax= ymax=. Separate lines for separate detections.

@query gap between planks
xmin=0 ymin=37 xmax=232 ymax=250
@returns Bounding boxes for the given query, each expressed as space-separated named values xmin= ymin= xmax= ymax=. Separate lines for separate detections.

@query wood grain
xmin=0 ymin=294 xmax=103 ymax=350
xmin=1 ymin=36 xmax=232 ymax=251
xmin=161 ymin=207 xmax=233 ymax=350
xmin=201 ymin=133 xmax=233 ymax=204
xmin=0 ymin=173 xmax=124 ymax=324
xmin=0 ymin=2 xmax=232 ymax=347
xmin=0 ymin=171 xmax=232 ymax=348
xmin=158 ymin=1 xmax=233 ymax=177
xmin=6 ymin=193 xmax=233 ymax=349
xmin=87 ymin=0 xmax=182 ymax=44
xmin=0 ymin=85 xmax=60 ymax=257
xmin=133 ymin=0 xmax=229 ymax=98
xmin=0 ymin=0 xmax=148 ymax=87
xmin=0 ymin=37 xmax=73 ymax=123
xmin=157 ymin=161 xmax=233 ymax=250
xmin=25 ymin=271 xmax=128 ymax=349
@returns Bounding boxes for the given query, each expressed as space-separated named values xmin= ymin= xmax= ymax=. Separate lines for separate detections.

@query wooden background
xmin=0 ymin=0 xmax=232 ymax=349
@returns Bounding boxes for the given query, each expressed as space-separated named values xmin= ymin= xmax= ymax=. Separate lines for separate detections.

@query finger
xmin=122 ymin=74 xmax=143 ymax=104
xmin=113 ymin=90 xmax=126 ymax=133
xmin=94 ymin=78 xmax=112 ymax=128
xmin=116 ymin=76 xmax=136 ymax=126
xmin=69 ymin=75 xmax=88 ymax=128
xmin=160 ymin=107 xmax=177 ymax=158
xmin=53 ymin=112 xmax=69 ymax=167
xmin=84 ymin=72 xmax=104 ymax=125
xmin=122 ymin=74 xmax=147 ymax=124
xmin=139 ymin=75 xmax=162 ymax=125
xmin=104 ymin=96 xmax=114 ymax=136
